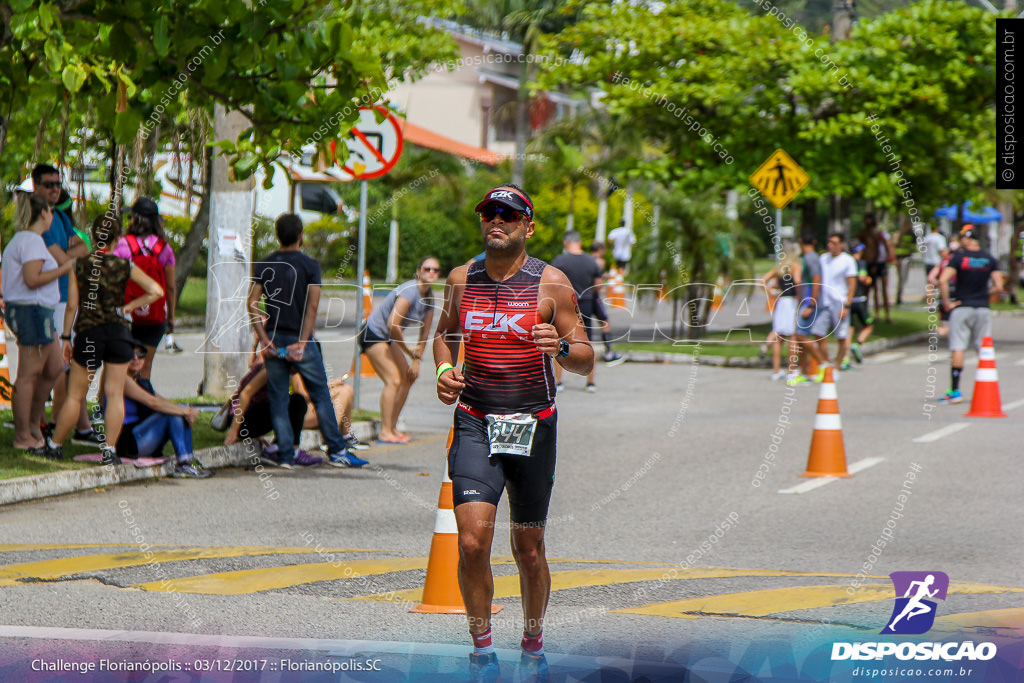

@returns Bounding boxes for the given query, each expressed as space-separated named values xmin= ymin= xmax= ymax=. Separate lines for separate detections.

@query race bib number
xmin=484 ymin=413 xmax=538 ymax=457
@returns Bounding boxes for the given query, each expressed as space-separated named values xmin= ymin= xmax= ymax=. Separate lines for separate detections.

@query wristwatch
xmin=556 ymin=339 xmax=570 ymax=358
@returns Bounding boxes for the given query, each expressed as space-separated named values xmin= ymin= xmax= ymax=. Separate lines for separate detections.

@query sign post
xmin=338 ymin=106 xmax=404 ymax=411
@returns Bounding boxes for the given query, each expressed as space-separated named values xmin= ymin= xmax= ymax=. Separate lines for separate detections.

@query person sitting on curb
xmin=112 ymin=338 xmax=212 ymax=478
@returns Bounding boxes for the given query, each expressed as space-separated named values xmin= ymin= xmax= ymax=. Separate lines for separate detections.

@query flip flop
xmin=376 ymin=438 xmax=409 ymax=445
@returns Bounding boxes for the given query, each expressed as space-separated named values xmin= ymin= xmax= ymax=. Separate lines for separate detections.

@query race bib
xmin=484 ymin=413 xmax=538 ymax=457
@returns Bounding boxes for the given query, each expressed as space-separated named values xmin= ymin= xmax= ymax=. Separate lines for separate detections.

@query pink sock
xmin=471 ymin=628 xmax=494 ymax=654
xmin=521 ymin=630 xmax=543 ymax=654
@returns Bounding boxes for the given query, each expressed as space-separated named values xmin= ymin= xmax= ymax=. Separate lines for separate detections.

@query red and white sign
xmin=336 ymin=106 xmax=403 ymax=180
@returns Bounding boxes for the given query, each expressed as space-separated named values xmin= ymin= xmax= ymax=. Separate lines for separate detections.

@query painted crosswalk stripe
xmin=1003 ymin=397 xmax=1024 ymax=411
xmin=912 ymin=422 xmax=970 ymax=443
xmin=0 ymin=546 xmax=383 ymax=586
xmin=871 ymin=351 xmax=908 ymax=364
xmin=778 ymin=457 xmax=884 ymax=494
xmin=614 ymin=582 xmax=1024 ymax=619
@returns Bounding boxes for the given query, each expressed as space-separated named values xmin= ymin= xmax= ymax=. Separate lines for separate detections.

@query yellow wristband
xmin=435 ymin=362 xmax=454 ymax=382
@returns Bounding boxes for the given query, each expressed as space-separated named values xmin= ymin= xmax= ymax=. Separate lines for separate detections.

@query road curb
xmin=0 ymin=421 xmax=379 ymax=507
xmin=623 ymin=330 xmax=934 ymax=368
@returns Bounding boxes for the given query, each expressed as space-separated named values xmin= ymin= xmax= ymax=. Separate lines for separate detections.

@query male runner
xmin=434 ymin=184 xmax=594 ymax=681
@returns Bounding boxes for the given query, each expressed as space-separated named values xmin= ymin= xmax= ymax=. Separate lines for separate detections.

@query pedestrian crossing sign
xmin=749 ymin=149 xmax=810 ymax=209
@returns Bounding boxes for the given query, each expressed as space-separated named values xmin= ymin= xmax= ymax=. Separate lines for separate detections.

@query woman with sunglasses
xmin=1 ymin=194 xmax=73 ymax=453
xmin=357 ymin=257 xmax=440 ymax=444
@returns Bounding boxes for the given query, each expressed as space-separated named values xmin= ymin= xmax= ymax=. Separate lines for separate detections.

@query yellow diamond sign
xmin=749 ymin=149 xmax=810 ymax=209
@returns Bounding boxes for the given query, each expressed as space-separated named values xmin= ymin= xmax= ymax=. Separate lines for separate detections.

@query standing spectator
xmin=811 ymin=232 xmax=858 ymax=374
xmin=114 ymin=339 xmax=212 ymax=477
xmin=846 ymin=244 xmax=876 ymax=368
xmin=606 ymin=221 xmax=636 ymax=273
xmin=789 ymin=234 xmax=828 ymax=386
xmin=31 ymin=166 xmax=97 ymax=442
xmin=248 ymin=213 xmax=367 ymax=468
xmin=1 ymin=194 xmax=72 ymax=453
xmin=551 ymin=231 xmax=603 ymax=391
xmin=938 ymin=226 xmax=1004 ymax=404
xmin=50 ymin=214 xmax=165 ymax=464
xmin=587 ymin=241 xmax=622 ymax=364
xmin=922 ymin=225 xmax=947 ymax=307
xmin=760 ymin=245 xmax=802 ymax=381
xmin=113 ymin=197 xmax=179 ymax=380
xmin=859 ymin=213 xmax=894 ymax=323
xmin=357 ymin=257 xmax=439 ymax=443
xmin=894 ymin=221 xmax=918 ymax=305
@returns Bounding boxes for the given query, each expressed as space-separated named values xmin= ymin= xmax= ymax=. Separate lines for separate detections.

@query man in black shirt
xmin=248 ymin=214 xmax=367 ymax=468
xmin=938 ymin=225 xmax=1004 ymax=404
xmin=551 ymin=230 xmax=603 ymax=391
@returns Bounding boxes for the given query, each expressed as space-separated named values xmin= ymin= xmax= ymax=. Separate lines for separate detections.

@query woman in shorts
xmin=50 ymin=214 xmax=164 ymax=464
xmin=357 ymin=257 xmax=438 ymax=443
xmin=1 ymin=194 xmax=73 ymax=453
xmin=761 ymin=245 xmax=802 ymax=381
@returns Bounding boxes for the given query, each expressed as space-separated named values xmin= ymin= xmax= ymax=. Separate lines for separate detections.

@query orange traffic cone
xmin=412 ymin=429 xmax=502 ymax=615
xmin=350 ymin=271 xmax=377 ymax=378
xmin=607 ymin=267 xmax=627 ymax=310
xmin=0 ymin=315 xmax=11 ymax=409
xmin=801 ymin=366 xmax=851 ymax=478
xmin=711 ymin=275 xmax=725 ymax=311
xmin=964 ymin=336 xmax=1006 ymax=418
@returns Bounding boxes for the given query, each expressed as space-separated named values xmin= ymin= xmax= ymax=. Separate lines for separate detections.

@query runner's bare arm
xmin=433 ymin=266 xmax=467 ymax=405
xmin=536 ymin=267 xmax=594 ymax=376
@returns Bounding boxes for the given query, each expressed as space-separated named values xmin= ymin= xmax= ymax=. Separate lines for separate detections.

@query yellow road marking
xmin=133 ymin=557 xmax=430 ymax=595
xmin=357 ymin=567 xmax=879 ymax=603
xmin=615 ymin=582 xmax=1024 ymax=619
xmin=0 ymin=546 xmax=384 ymax=587
xmin=932 ymin=607 xmax=1024 ymax=634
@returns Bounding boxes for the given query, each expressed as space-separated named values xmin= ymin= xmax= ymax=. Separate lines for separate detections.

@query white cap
xmin=15 ymin=176 xmax=33 ymax=193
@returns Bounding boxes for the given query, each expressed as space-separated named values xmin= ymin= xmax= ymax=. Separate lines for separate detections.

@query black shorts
xmin=448 ymin=405 xmax=557 ymax=525
xmin=357 ymin=324 xmax=390 ymax=353
xmin=867 ymin=262 xmax=888 ymax=279
xmin=591 ymin=296 xmax=608 ymax=323
xmin=578 ymin=298 xmax=599 ymax=342
xmin=849 ymin=301 xmax=874 ymax=328
xmin=132 ymin=321 xmax=166 ymax=349
xmin=73 ymin=324 xmax=134 ymax=371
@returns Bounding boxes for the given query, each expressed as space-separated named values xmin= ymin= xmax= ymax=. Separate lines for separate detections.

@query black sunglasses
xmin=133 ymin=351 xmax=147 ymax=359
xmin=479 ymin=207 xmax=527 ymax=222
xmin=40 ymin=181 xmax=60 ymax=189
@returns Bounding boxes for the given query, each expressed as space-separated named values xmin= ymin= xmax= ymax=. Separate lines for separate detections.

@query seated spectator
xmin=223 ymin=359 xmax=322 ymax=467
xmin=112 ymin=339 xmax=212 ymax=478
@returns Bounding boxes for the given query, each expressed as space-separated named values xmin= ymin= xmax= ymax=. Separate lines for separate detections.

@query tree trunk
xmin=513 ymin=58 xmax=530 ymax=186
xmin=800 ymin=197 xmax=817 ymax=239
xmin=174 ymin=155 xmax=212 ymax=302
xmin=595 ymin=182 xmax=609 ymax=242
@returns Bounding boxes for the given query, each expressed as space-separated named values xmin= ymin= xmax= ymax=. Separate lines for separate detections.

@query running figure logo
xmin=881 ymin=571 xmax=949 ymax=635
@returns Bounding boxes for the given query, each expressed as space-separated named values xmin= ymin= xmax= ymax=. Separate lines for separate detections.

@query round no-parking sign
xmin=337 ymin=106 xmax=403 ymax=180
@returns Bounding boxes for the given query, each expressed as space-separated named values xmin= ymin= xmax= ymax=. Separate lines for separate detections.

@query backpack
xmin=124 ymin=234 xmax=168 ymax=325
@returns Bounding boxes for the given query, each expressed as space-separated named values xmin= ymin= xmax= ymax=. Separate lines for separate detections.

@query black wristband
xmin=60 ymin=334 xmax=71 ymax=341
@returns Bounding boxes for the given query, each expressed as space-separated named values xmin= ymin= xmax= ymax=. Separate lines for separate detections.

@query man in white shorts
xmin=811 ymin=232 xmax=858 ymax=376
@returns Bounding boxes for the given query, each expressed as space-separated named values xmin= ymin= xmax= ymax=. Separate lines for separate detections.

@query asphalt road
xmin=0 ymin=310 xmax=1021 ymax=680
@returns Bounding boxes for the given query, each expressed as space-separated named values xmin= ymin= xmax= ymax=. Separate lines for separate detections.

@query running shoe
xmin=294 ymin=449 xmax=323 ymax=467
xmin=813 ymin=364 xmax=833 ymax=383
xmin=938 ymin=389 xmax=963 ymax=404
xmin=585 ymin=383 xmax=597 ymax=393
xmin=850 ymin=342 xmax=863 ymax=363
xmin=555 ymin=383 xmax=564 ymax=393
xmin=344 ymin=434 xmax=371 ymax=451
xmin=328 ymin=451 xmax=369 ymax=468
xmin=73 ymin=429 xmax=104 ymax=445
xmin=840 ymin=362 xmax=851 ymax=371
xmin=770 ymin=371 xmax=787 ymax=381
xmin=786 ymin=374 xmax=810 ymax=386
xmin=468 ymin=652 xmax=501 ymax=683
xmin=519 ymin=651 xmax=549 ymax=683
xmin=101 ymin=447 xmax=122 ymax=466
xmin=165 ymin=340 xmax=184 ymax=354
xmin=173 ymin=458 xmax=213 ymax=478
xmin=603 ymin=351 xmax=626 ymax=366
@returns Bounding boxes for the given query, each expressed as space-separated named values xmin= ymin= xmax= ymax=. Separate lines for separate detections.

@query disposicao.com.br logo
xmin=832 ymin=571 xmax=997 ymax=662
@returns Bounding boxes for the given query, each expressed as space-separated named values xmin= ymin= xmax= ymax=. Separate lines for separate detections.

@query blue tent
xmin=934 ymin=201 xmax=1001 ymax=224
